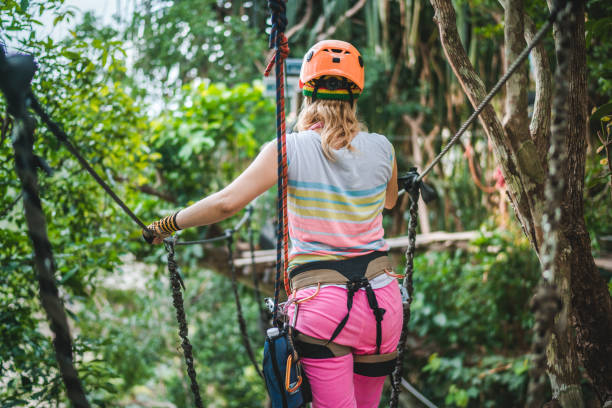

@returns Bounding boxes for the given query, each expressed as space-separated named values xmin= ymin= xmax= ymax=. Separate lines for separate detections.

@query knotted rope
xmin=164 ymin=237 xmax=204 ymax=408
xmin=1 ymin=46 xmax=91 ymax=408
xmin=390 ymin=174 xmax=420 ymax=407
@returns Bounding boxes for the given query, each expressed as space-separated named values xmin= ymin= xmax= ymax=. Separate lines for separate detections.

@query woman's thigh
xmin=301 ymin=353 xmax=356 ymax=408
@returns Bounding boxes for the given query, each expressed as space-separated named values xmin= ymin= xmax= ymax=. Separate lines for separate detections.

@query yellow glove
xmin=142 ymin=211 xmax=181 ymax=244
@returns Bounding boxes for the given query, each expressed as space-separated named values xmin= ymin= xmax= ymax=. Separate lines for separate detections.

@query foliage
xmin=0 ymin=2 xmax=157 ymax=405
xmin=403 ymin=227 xmax=541 ymax=407
xmin=125 ymin=0 xmax=267 ymax=87
xmin=586 ymin=0 xmax=612 ymax=102
xmin=149 ymin=81 xmax=274 ymax=205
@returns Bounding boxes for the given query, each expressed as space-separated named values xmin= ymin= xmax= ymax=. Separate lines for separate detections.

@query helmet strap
xmin=311 ymin=78 xmax=320 ymax=102
xmin=347 ymin=85 xmax=354 ymax=107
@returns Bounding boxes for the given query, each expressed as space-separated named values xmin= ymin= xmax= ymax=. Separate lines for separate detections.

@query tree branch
xmin=317 ymin=0 xmax=367 ymax=41
xmin=286 ymin=0 xmax=313 ymax=40
xmin=524 ymin=15 xmax=551 ymax=158
xmin=500 ymin=0 xmax=531 ymax=151
xmin=429 ymin=0 xmax=543 ymax=249
xmin=114 ymin=175 xmax=177 ymax=204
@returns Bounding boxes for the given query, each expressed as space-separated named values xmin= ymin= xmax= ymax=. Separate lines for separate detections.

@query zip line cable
xmin=416 ymin=3 xmax=563 ymax=183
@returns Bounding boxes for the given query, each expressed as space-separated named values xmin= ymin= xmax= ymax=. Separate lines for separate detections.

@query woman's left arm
xmin=145 ymin=142 xmax=278 ymax=244
xmin=176 ymin=141 xmax=278 ymax=229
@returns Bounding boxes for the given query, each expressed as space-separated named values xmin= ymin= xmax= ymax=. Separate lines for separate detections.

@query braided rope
xmin=164 ymin=237 xmax=204 ymax=408
xmin=226 ymin=232 xmax=264 ymax=378
xmin=248 ymin=210 xmax=269 ymax=333
xmin=525 ymin=1 xmax=573 ymax=405
xmin=11 ymin=116 xmax=91 ymax=408
xmin=390 ymin=185 xmax=419 ymax=407
xmin=267 ymin=0 xmax=291 ymax=323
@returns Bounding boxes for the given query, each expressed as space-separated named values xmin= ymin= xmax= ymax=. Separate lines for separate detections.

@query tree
xmin=428 ymin=0 xmax=612 ymax=405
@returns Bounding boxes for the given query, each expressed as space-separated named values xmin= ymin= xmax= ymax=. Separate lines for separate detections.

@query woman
xmin=146 ymin=40 xmax=402 ymax=408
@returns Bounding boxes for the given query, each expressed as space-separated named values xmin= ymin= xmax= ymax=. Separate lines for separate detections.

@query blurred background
xmin=1 ymin=0 xmax=611 ymax=407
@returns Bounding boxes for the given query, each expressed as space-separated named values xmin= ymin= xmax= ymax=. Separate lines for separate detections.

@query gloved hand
xmin=398 ymin=168 xmax=438 ymax=204
xmin=142 ymin=212 xmax=181 ymax=244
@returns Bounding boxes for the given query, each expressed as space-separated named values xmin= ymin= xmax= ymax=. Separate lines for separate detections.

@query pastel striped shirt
xmin=286 ymin=130 xmax=395 ymax=272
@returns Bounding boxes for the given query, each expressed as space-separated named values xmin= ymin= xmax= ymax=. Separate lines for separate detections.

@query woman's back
xmin=287 ymin=129 xmax=394 ymax=270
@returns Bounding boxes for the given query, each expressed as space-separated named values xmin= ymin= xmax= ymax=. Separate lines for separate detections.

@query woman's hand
xmin=142 ymin=212 xmax=181 ymax=244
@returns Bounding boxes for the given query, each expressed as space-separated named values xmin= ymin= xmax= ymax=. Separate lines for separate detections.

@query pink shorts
xmin=287 ymin=280 xmax=403 ymax=408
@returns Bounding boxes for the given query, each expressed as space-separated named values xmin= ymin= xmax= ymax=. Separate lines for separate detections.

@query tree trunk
xmin=428 ymin=0 xmax=612 ymax=405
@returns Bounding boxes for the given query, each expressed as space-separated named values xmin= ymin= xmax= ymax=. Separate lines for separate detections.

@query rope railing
xmin=1 ymin=48 xmax=91 ymax=408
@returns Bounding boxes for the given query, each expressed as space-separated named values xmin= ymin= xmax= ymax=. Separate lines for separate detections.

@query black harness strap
xmin=290 ymin=252 xmax=389 ymax=355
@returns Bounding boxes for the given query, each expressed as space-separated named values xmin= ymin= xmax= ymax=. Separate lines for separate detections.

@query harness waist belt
xmin=289 ymin=251 xmax=392 ymax=291
xmin=289 ymin=251 xmax=392 ymax=355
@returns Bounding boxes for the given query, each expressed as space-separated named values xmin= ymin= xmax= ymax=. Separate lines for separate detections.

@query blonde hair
xmin=296 ymin=98 xmax=365 ymax=160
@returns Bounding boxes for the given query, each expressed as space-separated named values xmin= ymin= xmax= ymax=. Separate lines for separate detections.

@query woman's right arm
xmin=384 ymin=157 xmax=398 ymax=209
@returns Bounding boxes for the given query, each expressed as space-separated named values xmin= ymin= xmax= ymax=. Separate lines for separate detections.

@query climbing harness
xmin=289 ymin=252 xmax=393 ymax=358
xmin=0 ymin=48 xmax=91 ymax=408
xmin=388 ymin=1 xmax=572 ymax=405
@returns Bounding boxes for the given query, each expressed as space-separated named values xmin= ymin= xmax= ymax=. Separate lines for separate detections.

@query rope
xmin=1 ymin=47 xmax=91 ymax=408
xmin=416 ymin=3 xmax=563 ymax=184
xmin=248 ymin=209 xmax=270 ymax=333
xmin=164 ymin=237 xmax=204 ymax=408
xmin=526 ymin=0 xmax=573 ymax=405
xmin=266 ymin=0 xmax=291 ymax=324
xmin=28 ymin=95 xmax=150 ymax=231
xmin=390 ymin=182 xmax=419 ymax=407
xmin=226 ymin=232 xmax=264 ymax=379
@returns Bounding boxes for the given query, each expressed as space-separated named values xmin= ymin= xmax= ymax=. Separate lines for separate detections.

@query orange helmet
xmin=299 ymin=40 xmax=364 ymax=102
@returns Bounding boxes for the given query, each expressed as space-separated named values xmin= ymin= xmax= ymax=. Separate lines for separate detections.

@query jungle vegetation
xmin=1 ymin=0 xmax=611 ymax=407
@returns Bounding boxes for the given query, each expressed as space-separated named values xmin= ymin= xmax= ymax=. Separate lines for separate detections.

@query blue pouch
xmin=263 ymin=326 xmax=311 ymax=408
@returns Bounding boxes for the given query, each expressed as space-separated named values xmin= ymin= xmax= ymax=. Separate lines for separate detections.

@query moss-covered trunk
xmin=428 ymin=0 xmax=612 ymax=405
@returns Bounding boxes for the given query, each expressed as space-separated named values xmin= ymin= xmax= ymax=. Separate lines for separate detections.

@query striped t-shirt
xmin=286 ymin=130 xmax=394 ymax=272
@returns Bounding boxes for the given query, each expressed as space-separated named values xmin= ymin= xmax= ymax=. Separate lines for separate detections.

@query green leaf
xmin=590 ymin=101 xmax=612 ymax=134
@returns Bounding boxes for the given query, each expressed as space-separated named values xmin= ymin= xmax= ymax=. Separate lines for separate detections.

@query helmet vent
xmin=331 ymin=48 xmax=343 ymax=53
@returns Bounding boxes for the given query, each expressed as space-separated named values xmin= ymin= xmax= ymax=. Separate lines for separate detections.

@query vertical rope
xmin=390 ymin=185 xmax=419 ymax=408
xmin=0 ymin=47 xmax=91 ymax=407
xmin=11 ymin=116 xmax=91 ymax=408
xmin=248 ymin=209 xmax=269 ymax=333
xmin=266 ymin=0 xmax=290 ymax=323
xmin=226 ymin=232 xmax=264 ymax=378
xmin=526 ymin=0 xmax=573 ymax=406
xmin=164 ymin=237 xmax=204 ymax=408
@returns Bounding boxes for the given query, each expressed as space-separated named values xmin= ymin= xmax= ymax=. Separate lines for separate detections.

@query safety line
xmin=226 ymin=232 xmax=264 ymax=379
xmin=401 ymin=378 xmax=438 ymax=408
xmin=417 ymin=3 xmax=562 ymax=183
xmin=29 ymin=95 xmax=150 ymax=231
xmin=10 ymin=111 xmax=91 ymax=408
